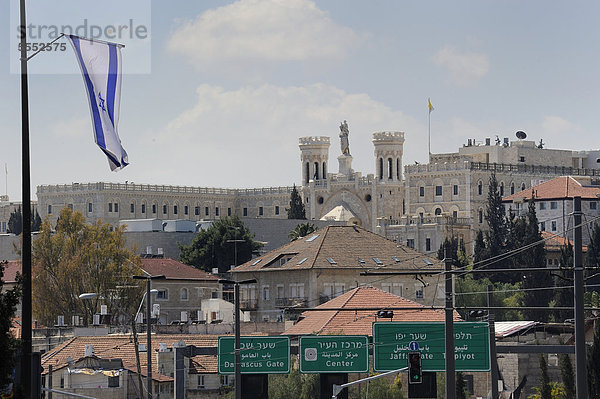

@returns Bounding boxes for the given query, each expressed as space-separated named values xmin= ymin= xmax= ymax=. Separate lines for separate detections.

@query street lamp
xmin=132 ymin=274 xmax=166 ymax=399
xmin=218 ymin=278 xmax=257 ymax=399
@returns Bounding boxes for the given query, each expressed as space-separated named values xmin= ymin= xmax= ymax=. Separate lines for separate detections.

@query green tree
xmin=6 ymin=206 xmax=42 ymax=234
xmin=553 ymin=242 xmax=574 ymax=322
xmin=7 ymin=206 xmax=22 ymax=235
xmin=537 ymin=355 xmax=552 ymax=399
xmin=520 ymin=197 xmax=552 ymax=322
xmin=287 ymin=184 xmax=306 ymax=219
xmin=179 ymin=216 xmax=263 ymax=273
xmin=268 ymin=368 xmax=319 ymax=399
xmin=586 ymin=223 xmax=600 ymax=294
xmin=0 ymin=261 xmax=21 ymax=389
xmin=32 ymin=208 xmax=143 ymax=326
xmin=588 ymin=321 xmax=600 ymax=397
xmin=437 ymin=236 xmax=468 ymax=268
xmin=559 ymin=353 xmax=575 ymax=398
xmin=456 ymin=372 xmax=468 ymax=399
xmin=289 ymin=222 xmax=318 ymax=242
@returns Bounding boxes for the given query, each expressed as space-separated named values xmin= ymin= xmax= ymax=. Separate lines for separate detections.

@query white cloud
xmin=135 ymin=83 xmax=427 ymax=188
xmin=541 ymin=115 xmax=577 ymax=135
xmin=167 ymin=0 xmax=361 ymax=66
xmin=50 ymin=116 xmax=89 ymax=138
xmin=434 ymin=46 xmax=490 ymax=86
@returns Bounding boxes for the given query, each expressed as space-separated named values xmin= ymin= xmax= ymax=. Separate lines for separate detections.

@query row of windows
xmin=419 ymin=184 xmax=460 ymax=197
xmin=49 ymin=203 xmax=281 ymax=217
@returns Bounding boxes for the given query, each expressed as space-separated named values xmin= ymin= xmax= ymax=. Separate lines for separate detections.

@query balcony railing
xmin=239 ymin=299 xmax=258 ymax=310
xmin=275 ymin=297 xmax=307 ymax=308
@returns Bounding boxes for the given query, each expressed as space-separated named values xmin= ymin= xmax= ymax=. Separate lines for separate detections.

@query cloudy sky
xmin=2 ymin=0 xmax=599 ymax=201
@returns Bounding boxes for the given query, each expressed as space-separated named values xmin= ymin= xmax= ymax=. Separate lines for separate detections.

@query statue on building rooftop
xmin=339 ymin=120 xmax=350 ymax=156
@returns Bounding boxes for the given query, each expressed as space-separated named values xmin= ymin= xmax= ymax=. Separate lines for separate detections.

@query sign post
xmin=373 ymin=322 xmax=490 ymax=372
xmin=218 ymin=336 xmax=290 ymax=374
xmin=299 ymin=335 xmax=368 ymax=374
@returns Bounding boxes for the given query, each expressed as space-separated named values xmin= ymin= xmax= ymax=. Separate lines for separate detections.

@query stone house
xmin=140 ymin=258 xmax=222 ymax=325
xmin=231 ymin=225 xmax=446 ymax=322
xmin=41 ymin=334 xmax=228 ymax=399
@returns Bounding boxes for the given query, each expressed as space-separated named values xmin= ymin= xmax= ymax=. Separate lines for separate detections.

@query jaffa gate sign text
xmin=373 ymin=322 xmax=490 ymax=372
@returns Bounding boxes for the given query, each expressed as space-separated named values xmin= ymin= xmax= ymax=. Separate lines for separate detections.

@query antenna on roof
xmin=516 ymin=131 xmax=527 ymax=140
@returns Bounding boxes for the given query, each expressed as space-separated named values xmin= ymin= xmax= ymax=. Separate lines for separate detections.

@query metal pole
xmin=573 ymin=196 xmax=588 ymax=399
xmin=19 ymin=0 xmax=32 ymax=397
xmin=445 ymin=255 xmax=455 ymax=399
xmin=48 ymin=365 xmax=53 ymax=399
xmin=235 ymin=282 xmax=241 ymax=399
xmin=146 ymin=279 xmax=153 ymax=399
xmin=488 ymin=285 xmax=498 ymax=399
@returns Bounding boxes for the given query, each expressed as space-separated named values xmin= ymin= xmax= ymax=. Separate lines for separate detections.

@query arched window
xmin=521 ymin=182 xmax=526 ymax=191
xmin=434 ymin=208 xmax=442 ymax=216
xmin=478 ymin=180 xmax=483 ymax=196
xmin=379 ymin=158 xmax=384 ymax=180
xmin=305 ymin=162 xmax=310 ymax=184
xmin=322 ymin=162 xmax=327 ymax=179
xmin=478 ymin=209 xmax=483 ymax=224
xmin=499 ymin=182 xmax=504 ymax=197
xmin=388 ymin=158 xmax=393 ymax=180
xmin=510 ymin=182 xmax=515 ymax=195
xmin=180 ymin=288 xmax=188 ymax=301
xmin=314 ymin=162 xmax=319 ymax=180
xmin=396 ymin=159 xmax=401 ymax=180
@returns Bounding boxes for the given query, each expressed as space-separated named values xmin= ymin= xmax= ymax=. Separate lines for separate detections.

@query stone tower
xmin=373 ymin=132 xmax=405 ymax=182
xmin=299 ymin=136 xmax=330 ymax=187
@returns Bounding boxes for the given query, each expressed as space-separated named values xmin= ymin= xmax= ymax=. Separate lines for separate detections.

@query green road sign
xmin=373 ymin=322 xmax=490 ymax=372
xmin=299 ymin=335 xmax=369 ymax=373
xmin=218 ymin=336 xmax=290 ymax=374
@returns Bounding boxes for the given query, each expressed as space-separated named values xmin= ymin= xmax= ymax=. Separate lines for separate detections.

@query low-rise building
xmin=231 ymin=225 xmax=445 ymax=322
xmin=502 ymin=175 xmax=600 ymax=245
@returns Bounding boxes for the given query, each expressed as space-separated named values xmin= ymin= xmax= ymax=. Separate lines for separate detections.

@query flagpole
xmin=19 ymin=0 xmax=33 ymax=397
xmin=428 ymin=106 xmax=431 ymax=157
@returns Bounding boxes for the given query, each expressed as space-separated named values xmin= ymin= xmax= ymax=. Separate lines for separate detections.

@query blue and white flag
xmin=67 ymin=35 xmax=129 ymax=171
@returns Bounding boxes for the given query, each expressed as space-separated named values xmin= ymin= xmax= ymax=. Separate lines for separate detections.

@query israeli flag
xmin=67 ymin=35 xmax=129 ymax=171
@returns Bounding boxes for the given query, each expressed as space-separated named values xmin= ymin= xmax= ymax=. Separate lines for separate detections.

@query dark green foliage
xmin=6 ymin=206 xmax=42 ymax=234
xmin=455 ymin=372 xmax=467 ymax=399
xmin=268 ymin=368 xmax=318 ymax=399
xmin=588 ymin=322 xmax=600 ymax=397
xmin=473 ymin=230 xmax=486 ymax=265
xmin=484 ymin=173 xmax=508 ymax=262
xmin=539 ymin=355 xmax=552 ymax=399
xmin=559 ymin=353 xmax=575 ymax=398
xmin=586 ymin=223 xmax=600 ymax=293
xmin=289 ymin=222 xmax=317 ymax=242
xmin=0 ymin=261 xmax=21 ymax=389
xmin=437 ymin=236 xmax=468 ymax=268
xmin=553 ymin=242 xmax=574 ymax=322
xmin=7 ymin=206 xmax=22 ymax=235
xmin=287 ymin=184 xmax=306 ymax=219
xmin=179 ymin=216 xmax=263 ymax=273
xmin=455 ymin=274 xmax=523 ymax=321
xmin=520 ymin=197 xmax=552 ymax=322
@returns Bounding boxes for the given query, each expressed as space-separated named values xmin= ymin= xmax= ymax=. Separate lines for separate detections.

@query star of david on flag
xmin=67 ymin=35 xmax=129 ymax=171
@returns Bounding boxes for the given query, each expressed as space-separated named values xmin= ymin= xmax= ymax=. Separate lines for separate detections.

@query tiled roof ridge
xmin=316 ymin=285 xmax=361 ymax=333
xmin=41 ymin=337 xmax=77 ymax=362
xmin=309 ymin=225 xmax=331 ymax=269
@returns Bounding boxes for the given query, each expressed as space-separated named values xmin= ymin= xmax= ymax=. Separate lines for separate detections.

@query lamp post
xmin=133 ymin=274 xmax=166 ymax=399
xmin=218 ymin=278 xmax=257 ymax=399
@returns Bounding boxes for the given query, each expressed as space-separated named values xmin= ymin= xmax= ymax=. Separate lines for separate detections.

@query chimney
xmin=84 ymin=344 xmax=95 ymax=357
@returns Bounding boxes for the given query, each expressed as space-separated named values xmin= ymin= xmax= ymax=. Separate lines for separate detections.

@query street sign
xmin=218 ymin=336 xmax=290 ymax=374
xmin=373 ymin=322 xmax=490 ymax=372
xmin=299 ymin=335 xmax=369 ymax=373
xmin=409 ymin=341 xmax=419 ymax=351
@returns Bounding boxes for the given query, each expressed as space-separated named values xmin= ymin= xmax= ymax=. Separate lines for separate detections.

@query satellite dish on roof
xmin=516 ymin=131 xmax=527 ymax=140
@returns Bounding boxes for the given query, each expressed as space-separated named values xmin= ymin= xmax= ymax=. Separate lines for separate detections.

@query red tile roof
xmin=541 ymin=231 xmax=587 ymax=252
xmin=503 ymin=176 xmax=600 ymax=202
xmin=1 ymin=260 xmax=21 ymax=284
xmin=141 ymin=258 xmax=219 ymax=281
xmin=233 ymin=225 xmax=441 ymax=273
xmin=41 ymin=334 xmax=223 ymax=379
xmin=283 ymin=286 xmax=461 ymax=336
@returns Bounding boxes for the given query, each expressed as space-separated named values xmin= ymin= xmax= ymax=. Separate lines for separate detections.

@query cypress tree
xmin=287 ymin=184 xmax=306 ymax=219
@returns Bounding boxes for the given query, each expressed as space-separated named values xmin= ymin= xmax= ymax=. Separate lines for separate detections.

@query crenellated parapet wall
xmin=372 ymin=131 xmax=405 ymax=144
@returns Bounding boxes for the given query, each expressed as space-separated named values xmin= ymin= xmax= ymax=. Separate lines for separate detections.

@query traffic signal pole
xmin=331 ymin=367 xmax=407 ymax=399
xmin=445 ymin=255 xmax=456 ymax=399
xmin=573 ymin=197 xmax=588 ymax=399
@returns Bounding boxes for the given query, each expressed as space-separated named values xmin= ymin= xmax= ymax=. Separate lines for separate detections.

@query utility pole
xmin=445 ymin=254 xmax=455 ymax=399
xmin=573 ymin=196 xmax=588 ymax=399
xmin=488 ymin=285 xmax=498 ymax=399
